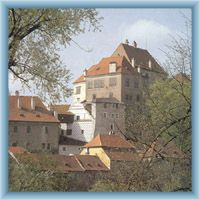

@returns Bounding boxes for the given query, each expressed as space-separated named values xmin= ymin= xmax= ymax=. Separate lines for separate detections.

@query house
xmin=59 ymin=135 xmax=86 ymax=155
xmin=9 ymin=91 xmax=60 ymax=153
xmin=73 ymin=40 xmax=167 ymax=105
xmin=67 ymin=97 xmax=125 ymax=142
xmin=49 ymin=104 xmax=74 ymax=136
xmin=80 ymin=134 xmax=139 ymax=169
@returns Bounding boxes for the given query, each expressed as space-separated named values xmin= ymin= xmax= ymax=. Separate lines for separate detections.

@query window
xmin=75 ymin=86 xmax=81 ymax=94
xmin=66 ymin=129 xmax=72 ymax=135
xmin=42 ymin=143 xmax=45 ymax=149
xmin=116 ymin=104 xmax=119 ymax=109
xmin=116 ymin=114 xmax=119 ymax=118
xmin=27 ymin=126 xmax=31 ymax=133
xmin=109 ymin=92 xmax=113 ymax=98
xmin=104 ymin=103 xmax=107 ymax=108
xmin=125 ymin=94 xmax=129 ymax=100
xmin=86 ymin=148 xmax=89 ymax=155
xmin=12 ymin=142 xmax=18 ymax=147
xmin=134 ymin=80 xmax=139 ymax=88
xmin=103 ymin=112 xmax=107 ymax=118
xmin=76 ymin=116 xmax=80 ymax=121
xmin=129 ymin=95 xmax=133 ymax=101
xmin=92 ymin=94 xmax=96 ymax=100
xmin=125 ymin=78 xmax=130 ymax=87
xmin=47 ymin=143 xmax=51 ymax=150
xmin=110 ymin=124 xmax=114 ymax=130
xmin=81 ymin=130 xmax=84 ymax=134
xmin=77 ymin=98 xmax=80 ymax=102
xmin=109 ymin=77 xmax=117 ymax=86
xmin=61 ymin=129 xmax=65 ymax=136
xmin=111 ymin=113 xmax=114 ymax=118
xmin=136 ymin=94 xmax=140 ymax=102
xmin=13 ymin=126 xmax=18 ymax=133
xmin=45 ymin=126 xmax=48 ymax=134
xmin=87 ymin=81 xmax=93 ymax=89
xmin=63 ymin=147 xmax=66 ymax=151
xmin=94 ymin=79 xmax=104 ymax=88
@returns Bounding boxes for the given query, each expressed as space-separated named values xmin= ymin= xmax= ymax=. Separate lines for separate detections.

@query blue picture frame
xmin=0 ymin=0 xmax=199 ymax=199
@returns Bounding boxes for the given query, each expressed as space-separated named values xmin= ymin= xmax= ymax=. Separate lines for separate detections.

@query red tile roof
xmin=74 ymin=56 xmax=137 ymax=83
xmin=75 ymin=155 xmax=109 ymax=171
xmin=9 ymin=146 xmax=29 ymax=154
xmin=84 ymin=134 xmax=135 ymax=149
xmin=50 ymin=104 xmax=74 ymax=115
xmin=9 ymin=96 xmax=59 ymax=123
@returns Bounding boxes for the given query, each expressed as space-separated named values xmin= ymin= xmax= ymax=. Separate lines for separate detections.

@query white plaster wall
xmin=59 ymin=145 xmax=82 ymax=155
xmin=73 ymin=82 xmax=86 ymax=103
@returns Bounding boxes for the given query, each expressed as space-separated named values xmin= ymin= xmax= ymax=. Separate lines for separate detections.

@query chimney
xmin=54 ymin=111 xmax=58 ymax=119
xmin=131 ymin=57 xmax=135 ymax=68
xmin=137 ymin=66 xmax=141 ymax=73
xmin=83 ymin=69 xmax=87 ymax=77
xmin=148 ymin=59 xmax=152 ymax=69
xmin=31 ymin=96 xmax=35 ymax=110
xmin=15 ymin=90 xmax=19 ymax=96
xmin=133 ymin=41 xmax=137 ymax=48
xmin=125 ymin=39 xmax=129 ymax=45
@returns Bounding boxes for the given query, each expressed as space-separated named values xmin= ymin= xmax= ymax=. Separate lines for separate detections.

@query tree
xmin=9 ymin=9 xmax=102 ymax=103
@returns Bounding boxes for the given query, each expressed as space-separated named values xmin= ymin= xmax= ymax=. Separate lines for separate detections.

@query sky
xmin=9 ymin=8 xmax=192 ymax=103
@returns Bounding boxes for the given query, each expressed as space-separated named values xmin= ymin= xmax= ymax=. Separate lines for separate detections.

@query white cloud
xmin=120 ymin=19 xmax=172 ymax=62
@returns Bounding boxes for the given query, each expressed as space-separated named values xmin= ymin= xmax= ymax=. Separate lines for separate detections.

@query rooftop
xmin=84 ymin=134 xmax=135 ymax=149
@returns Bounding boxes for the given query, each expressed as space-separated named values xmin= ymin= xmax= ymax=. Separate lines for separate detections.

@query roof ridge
xmin=74 ymin=155 xmax=86 ymax=171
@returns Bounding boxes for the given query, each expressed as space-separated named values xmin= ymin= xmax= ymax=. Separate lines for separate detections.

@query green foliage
xmin=9 ymin=9 xmax=102 ymax=103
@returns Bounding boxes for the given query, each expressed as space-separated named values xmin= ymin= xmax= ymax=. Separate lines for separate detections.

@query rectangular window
xmin=75 ymin=86 xmax=81 ymax=94
xmin=66 ymin=129 xmax=72 ymax=135
xmin=111 ymin=113 xmax=114 ymax=118
xmin=109 ymin=77 xmax=117 ymax=86
xmin=116 ymin=114 xmax=119 ymax=118
xmin=116 ymin=104 xmax=118 ymax=109
xmin=13 ymin=126 xmax=18 ymax=133
xmin=47 ymin=143 xmax=51 ymax=150
xmin=125 ymin=94 xmax=129 ymax=100
xmin=94 ymin=79 xmax=104 ymax=88
xmin=27 ymin=126 xmax=31 ymax=133
xmin=103 ymin=112 xmax=107 ymax=118
xmin=92 ymin=94 xmax=96 ymax=100
xmin=104 ymin=103 xmax=107 ymax=108
xmin=134 ymin=80 xmax=139 ymax=88
xmin=76 ymin=116 xmax=80 ymax=121
xmin=81 ymin=130 xmax=84 ymax=134
xmin=45 ymin=126 xmax=48 ymax=134
xmin=87 ymin=81 xmax=93 ymax=89
xmin=136 ymin=94 xmax=140 ymax=102
xmin=125 ymin=78 xmax=130 ymax=87
xmin=129 ymin=95 xmax=133 ymax=101
xmin=42 ymin=143 xmax=45 ymax=149
xmin=61 ymin=129 xmax=65 ymax=136
xmin=63 ymin=147 xmax=66 ymax=151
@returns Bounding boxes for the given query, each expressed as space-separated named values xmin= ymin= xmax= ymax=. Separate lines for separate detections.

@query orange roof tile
xmin=74 ymin=56 xmax=137 ymax=83
xmin=84 ymin=134 xmax=135 ymax=149
xmin=9 ymin=146 xmax=29 ymax=154
xmin=75 ymin=155 xmax=109 ymax=171
xmin=50 ymin=104 xmax=74 ymax=115
xmin=9 ymin=96 xmax=59 ymax=123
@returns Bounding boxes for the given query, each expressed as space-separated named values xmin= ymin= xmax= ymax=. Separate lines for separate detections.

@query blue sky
xmin=9 ymin=8 xmax=191 ymax=103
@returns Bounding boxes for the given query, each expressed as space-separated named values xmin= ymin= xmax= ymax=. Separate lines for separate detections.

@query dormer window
xmin=109 ymin=62 xmax=117 ymax=73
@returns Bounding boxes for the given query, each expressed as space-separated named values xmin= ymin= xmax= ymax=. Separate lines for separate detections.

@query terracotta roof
xmin=112 ymin=43 xmax=166 ymax=74
xmin=74 ymin=56 xmax=136 ymax=83
xmin=9 ymin=96 xmax=59 ymax=123
xmin=84 ymin=134 xmax=135 ymax=149
xmin=59 ymin=135 xmax=87 ymax=146
xmin=9 ymin=146 xmax=29 ymax=154
xmin=75 ymin=155 xmax=109 ymax=171
xmin=105 ymin=151 xmax=140 ymax=162
xmin=50 ymin=104 xmax=73 ymax=115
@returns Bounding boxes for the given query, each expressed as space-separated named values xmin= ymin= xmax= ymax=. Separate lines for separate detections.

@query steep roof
xmin=50 ymin=104 xmax=74 ymax=115
xmin=9 ymin=96 xmax=59 ymax=123
xmin=9 ymin=146 xmax=29 ymax=154
xmin=75 ymin=155 xmax=109 ymax=171
xmin=112 ymin=43 xmax=166 ymax=74
xmin=84 ymin=134 xmax=135 ymax=149
xmin=74 ymin=56 xmax=136 ymax=84
xmin=59 ymin=135 xmax=87 ymax=146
